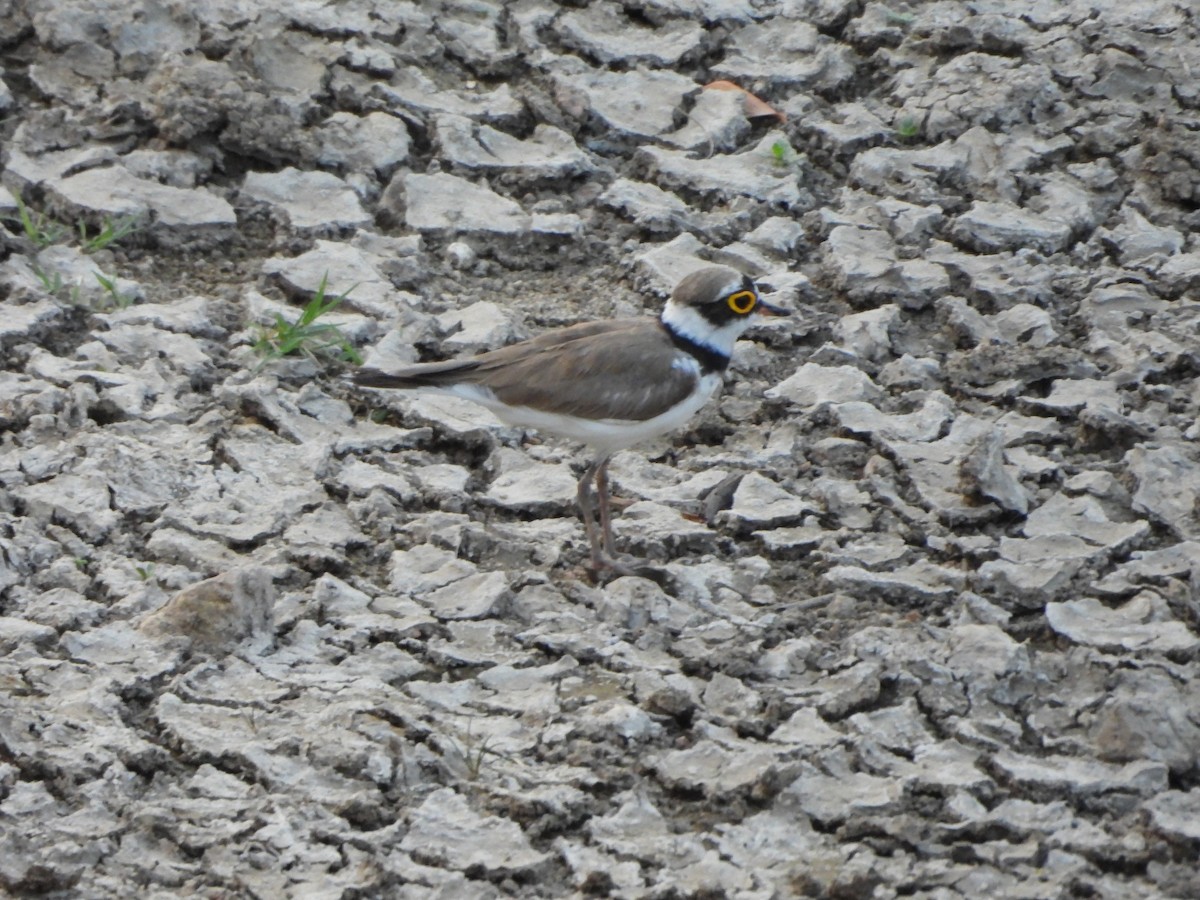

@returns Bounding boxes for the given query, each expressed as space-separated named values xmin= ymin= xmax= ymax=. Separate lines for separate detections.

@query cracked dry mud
xmin=2 ymin=1 xmax=1200 ymax=898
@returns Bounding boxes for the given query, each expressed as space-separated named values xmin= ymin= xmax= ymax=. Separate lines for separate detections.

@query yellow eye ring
xmin=727 ymin=290 xmax=757 ymax=315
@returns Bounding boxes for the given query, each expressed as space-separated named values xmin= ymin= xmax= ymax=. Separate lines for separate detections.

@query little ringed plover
xmin=355 ymin=265 xmax=789 ymax=573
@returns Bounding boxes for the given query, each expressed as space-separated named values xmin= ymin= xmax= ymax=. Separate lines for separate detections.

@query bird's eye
xmin=726 ymin=290 xmax=757 ymax=315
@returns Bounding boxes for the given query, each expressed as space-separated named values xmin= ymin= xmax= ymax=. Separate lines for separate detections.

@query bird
xmin=354 ymin=265 xmax=789 ymax=574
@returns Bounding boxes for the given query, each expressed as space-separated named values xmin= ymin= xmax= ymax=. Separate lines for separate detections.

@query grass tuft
xmin=253 ymin=274 xmax=363 ymax=369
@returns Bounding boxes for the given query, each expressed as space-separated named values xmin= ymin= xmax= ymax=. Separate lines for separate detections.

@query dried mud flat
xmin=3 ymin=1 xmax=1200 ymax=897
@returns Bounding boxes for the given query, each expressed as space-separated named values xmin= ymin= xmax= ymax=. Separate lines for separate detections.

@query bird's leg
xmin=576 ymin=455 xmax=668 ymax=584
xmin=576 ymin=455 xmax=608 ymax=568
xmin=595 ymin=457 xmax=618 ymax=558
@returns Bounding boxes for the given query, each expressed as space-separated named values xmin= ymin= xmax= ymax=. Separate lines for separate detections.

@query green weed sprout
xmin=896 ymin=116 xmax=920 ymax=139
xmin=12 ymin=196 xmax=67 ymax=247
xmin=79 ymin=215 xmax=141 ymax=253
xmin=253 ymin=274 xmax=363 ymax=368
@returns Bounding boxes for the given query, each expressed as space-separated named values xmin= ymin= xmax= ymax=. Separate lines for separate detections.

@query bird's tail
xmin=353 ymin=360 xmax=481 ymax=390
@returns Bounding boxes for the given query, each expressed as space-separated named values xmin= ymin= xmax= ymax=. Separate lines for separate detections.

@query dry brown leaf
xmin=704 ymin=80 xmax=786 ymax=123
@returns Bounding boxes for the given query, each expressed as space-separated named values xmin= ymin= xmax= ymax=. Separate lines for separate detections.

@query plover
xmin=355 ymin=265 xmax=788 ymax=573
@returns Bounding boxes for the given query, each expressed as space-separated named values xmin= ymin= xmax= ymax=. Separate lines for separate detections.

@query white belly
xmin=448 ymin=373 xmax=721 ymax=453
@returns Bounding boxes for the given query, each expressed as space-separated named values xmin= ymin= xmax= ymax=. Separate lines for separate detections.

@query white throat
xmin=660 ymin=300 xmax=753 ymax=358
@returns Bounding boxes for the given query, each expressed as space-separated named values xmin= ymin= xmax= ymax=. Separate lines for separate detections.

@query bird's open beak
xmin=756 ymin=298 xmax=791 ymax=317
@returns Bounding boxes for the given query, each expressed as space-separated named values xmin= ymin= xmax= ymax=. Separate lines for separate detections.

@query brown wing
xmin=354 ymin=320 xmax=631 ymax=390
xmin=471 ymin=320 xmax=701 ymax=421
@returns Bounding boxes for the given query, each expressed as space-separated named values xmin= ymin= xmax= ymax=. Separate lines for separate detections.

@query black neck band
xmin=661 ymin=322 xmax=730 ymax=374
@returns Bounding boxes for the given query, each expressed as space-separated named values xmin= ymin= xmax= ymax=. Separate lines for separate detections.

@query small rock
xmin=663 ymin=88 xmax=749 ymax=152
xmin=950 ymin=200 xmax=1072 ymax=254
xmin=139 ymin=568 xmax=275 ymax=654
xmin=419 ymin=571 xmax=509 ymax=620
xmin=242 ymin=167 xmax=370 ymax=231
xmin=49 ymin=164 xmax=236 ymax=229
xmin=719 ymin=472 xmax=813 ymax=531
xmin=1126 ymin=445 xmax=1200 ymax=538
xmin=785 ymin=766 xmax=904 ymax=824
xmin=399 ymin=788 xmax=552 ymax=875
xmin=714 ymin=20 xmax=854 ymax=89
xmin=438 ymin=301 xmax=524 ymax=353
xmin=765 ymin=363 xmax=883 ymax=408
xmin=434 ymin=115 xmax=594 ymax=180
xmin=824 ymin=560 xmax=966 ymax=603
xmin=992 ymin=750 xmax=1167 ymax=799
xmin=1143 ymin=791 xmax=1200 ymax=842
xmin=483 ymin=449 xmax=577 ymax=515
xmin=402 ymin=172 xmax=529 ymax=234
xmin=1045 ymin=593 xmax=1199 ymax=654
xmin=639 ymin=132 xmax=806 ymax=205
xmin=599 ymin=178 xmax=697 ymax=232
xmin=770 ymin=707 xmax=843 ymax=748
xmin=556 ymin=5 xmax=703 ymax=66
xmin=554 ymin=67 xmax=695 ymax=138
xmin=313 ymin=111 xmax=411 ymax=179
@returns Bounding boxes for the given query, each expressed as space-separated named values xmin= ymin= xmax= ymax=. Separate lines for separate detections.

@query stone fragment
xmin=483 ymin=450 xmax=577 ymax=515
xmin=824 ymin=560 xmax=966 ymax=603
xmin=1143 ymin=791 xmax=1200 ymax=842
xmin=765 ymin=363 xmax=882 ymax=408
xmin=753 ymin=525 xmax=825 ymax=557
xmin=961 ymin=418 xmax=1031 ymax=514
xmin=437 ymin=301 xmax=524 ymax=353
xmin=313 ymin=111 xmax=410 ymax=178
xmin=849 ymin=140 xmax=968 ymax=204
xmin=398 ymin=788 xmax=551 ymax=875
xmin=241 ymin=168 xmax=370 ymax=231
xmin=785 ymin=767 xmax=903 ymax=824
xmin=835 ymin=305 xmax=899 ymax=361
xmin=13 ymin=472 xmax=120 ymax=541
xmin=950 ymin=201 xmax=1073 ymax=254
xmin=655 ymin=738 xmax=781 ymax=797
xmin=434 ymin=115 xmax=594 ymax=180
xmin=633 ymin=233 xmax=712 ymax=292
xmin=262 ymin=239 xmax=401 ymax=320
xmin=702 ymin=672 xmax=763 ymax=721
xmin=379 ymin=68 xmax=523 ymax=122
xmin=419 ymin=572 xmax=509 ymax=620
xmin=640 ymin=133 xmax=805 ymax=204
xmin=1089 ymin=668 xmax=1200 ymax=773
xmin=403 ymin=172 xmax=529 ymax=234
xmin=770 ymin=707 xmax=842 ymax=748
xmin=744 ymin=216 xmax=806 ymax=256
xmin=714 ymin=21 xmax=854 ymax=89
xmin=1027 ymin=379 xmax=1121 ymax=416
xmin=46 ymin=164 xmax=235 ymax=229
xmin=556 ymin=5 xmax=703 ymax=65
xmin=719 ymin=472 xmax=813 ymax=531
xmin=139 ymin=568 xmax=275 ymax=654
xmin=1023 ymin=493 xmax=1148 ymax=550
xmin=882 ymin=414 xmax=1019 ymax=521
xmin=808 ymin=102 xmax=890 ymax=153
xmin=1045 ymin=594 xmax=1198 ymax=655
xmin=663 ymin=88 xmax=749 ymax=152
xmin=1126 ymin=445 xmax=1200 ymax=538
xmin=554 ymin=67 xmax=695 ymax=138
xmin=612 ymin=501 xmax=719 ymax=556
xmin=390 ymin=545 xmax=476 ymax=595
xmin=846 ymin=699 xmax=933 ymax=753
xmin=599 ymin=178 xmax=696 ymax=232
xmin=836 ymin=393 xmax=955 ymax=446
xmin=1094 ymin=541 xmax=1200 ymax=595
xmin=992 ymin=750 xmax=1167 ymax=798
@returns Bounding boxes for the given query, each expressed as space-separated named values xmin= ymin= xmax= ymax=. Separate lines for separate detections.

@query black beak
xmin=756 ymin=298 xmax=791 ymax=317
